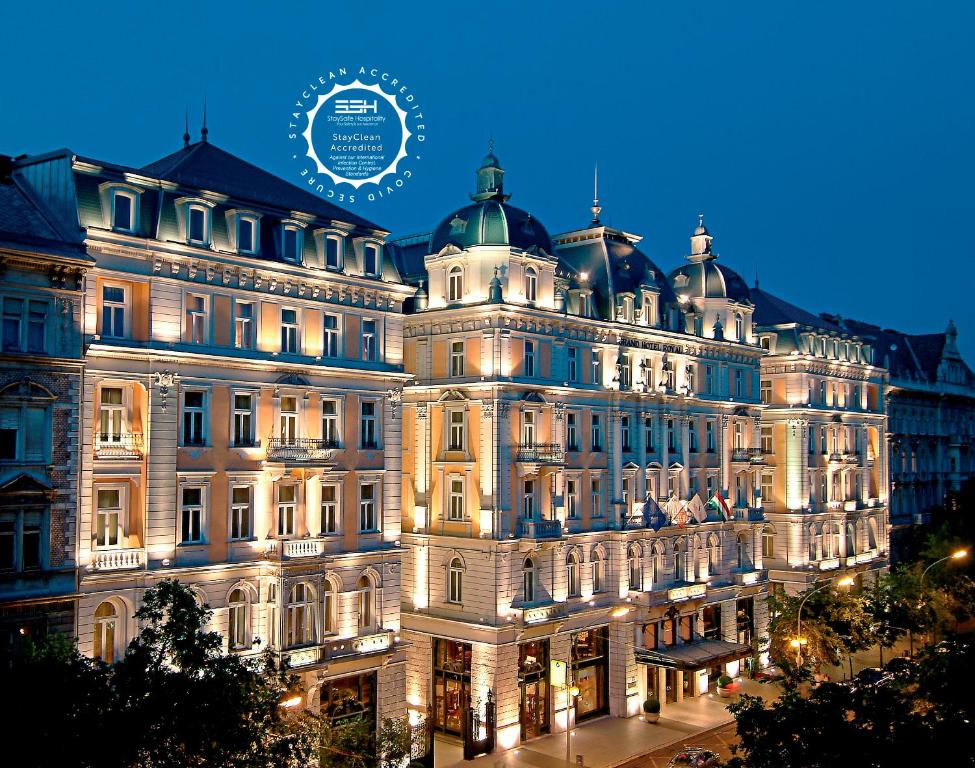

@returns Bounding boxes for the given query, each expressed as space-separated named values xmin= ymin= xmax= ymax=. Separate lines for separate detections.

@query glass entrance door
xmin=520 ymin=679 xmax=549 ymax=740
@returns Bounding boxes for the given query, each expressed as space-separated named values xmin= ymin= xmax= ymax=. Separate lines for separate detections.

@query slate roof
xmin=750 ymin=287 xmax=843 ymax=332
xmin=0 ymin=177 xmax=89 ymax=260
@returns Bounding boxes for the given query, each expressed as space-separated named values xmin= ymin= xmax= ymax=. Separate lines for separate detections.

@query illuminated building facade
xmin=0 ymin=159 xmax=90 ymax=648
xmin=389 ymin=152 xmax=770 ymax=752
xmin=9 ymin=137 xmax=411 ymax=721
xmin=749 ymin=291 xmax=889 ymax=593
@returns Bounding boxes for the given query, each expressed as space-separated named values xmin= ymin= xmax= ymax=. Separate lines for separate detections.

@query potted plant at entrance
xmin=642 ymin=697 xmax=661 ymax=723
xmin=716 ymin=675 xmax=734 ymax=698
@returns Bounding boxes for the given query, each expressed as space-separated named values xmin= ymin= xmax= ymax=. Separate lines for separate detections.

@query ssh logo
xmin=334 ymin=99 xmax=378 ymax=115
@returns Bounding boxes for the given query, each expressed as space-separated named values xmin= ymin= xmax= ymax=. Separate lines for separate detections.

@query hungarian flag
xmin=708 ymin=492 xmax=733 ymax=521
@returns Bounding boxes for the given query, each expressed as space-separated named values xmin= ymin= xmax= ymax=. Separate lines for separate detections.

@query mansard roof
xmin=750 ymin=287 xmax=843 ymax=332
xmin=0 ymin=173 xmax=90 ymax=260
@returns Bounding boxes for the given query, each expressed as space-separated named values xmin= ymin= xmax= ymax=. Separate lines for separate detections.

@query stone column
xmin=680 ymin=416 xmax=691 ymax=499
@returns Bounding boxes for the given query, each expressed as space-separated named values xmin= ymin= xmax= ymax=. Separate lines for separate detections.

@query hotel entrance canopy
xmin=634 ymin=639 xmax=751 ymax=670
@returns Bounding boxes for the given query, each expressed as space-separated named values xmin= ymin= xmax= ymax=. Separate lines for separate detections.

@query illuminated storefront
xmin=320 ymin=672 xmax=377 ymax=726
xmin=571 ymin=627 xmax=609 ymax=721
xmin=518 ymin=640 xmax=550 ymax=740
xmin=433 ymin=638 xmax=472 ymax=735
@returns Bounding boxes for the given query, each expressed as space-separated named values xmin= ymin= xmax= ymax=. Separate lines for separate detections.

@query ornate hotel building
xmin=8 ymin=137 xmax=412 ymax=723
xmin=749 ymin=291 xmax=889 ymax=592
xmin=0 ymin=159 xmax=90 ymax=648
xmin=389 ymin=152 xmax=771 ymax=751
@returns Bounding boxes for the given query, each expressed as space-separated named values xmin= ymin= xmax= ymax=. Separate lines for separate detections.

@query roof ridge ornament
xmin=201 ymin=97 xmax=208 ymax=143
xmin=591 ymin=162 xmax=602 ymax=225
xmin=183 ymin=108 xmax=190 ymax=148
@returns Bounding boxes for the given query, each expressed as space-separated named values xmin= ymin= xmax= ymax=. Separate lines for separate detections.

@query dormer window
xmin=111 ymin=190 xmax=136 ymax=233
xmin=735 ymin=313 xmax=744 ymax=341
xmin=363 ymin=243 xmax=380 ymax=277
xmin=447 ymin=265 xmax=464 ymax=303
xmin=187 ymin=205 xmax=209 ymax=246
xmin=524 ymin=267 xmax=538 ymax=303
xmin=237 ymin=216 xmax=258 ymax=255
xmin=282 ymin=226 xmax=303 ymax=263
xmin=326 ymin=236 xmax=343 ymax=270
xmin=579 ymin=293 xmax=591 ymax=318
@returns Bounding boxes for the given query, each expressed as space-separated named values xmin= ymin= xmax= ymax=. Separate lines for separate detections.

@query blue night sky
xmin=2 ymin=1 xmax=973 ymax=361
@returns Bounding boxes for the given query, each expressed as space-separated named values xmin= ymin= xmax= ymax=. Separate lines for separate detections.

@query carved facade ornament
xmin=153 ymin=258 xmax=163 ymax=274
xmin=205 ymin=263 xmax=216 ymax=282
xmin=312 ymin=285 xmax=321 ymax=298
xmin=481 ymin=403 xmax=494 ymax=420
xmin=170 ymin=262 xmax=181 ymax=276
xmin=269 ymin=277 xmax=278 ymax=292
xmin=416 ymin=404 xmax=428 ymax=420
xmin=554 ymin=403 xmax=566 ymax=421
xmin=283 ymin=281 xmax=293 ymax=295
xmin=222 ymin=269 xmax=232 ymax=285
xmin=188 ymin=262 xmax=199 ymax=279
xmin=153 ymin=370 xmax=177 ymax=412
xmin=254 ymin=273 xmax=263 ymax=289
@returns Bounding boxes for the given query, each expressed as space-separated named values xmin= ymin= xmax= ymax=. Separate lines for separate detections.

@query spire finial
xmin=488 ymin=136 xmax=494 ymax=154
xmin=698 ymin=212 xmax=704 ymax=228
xmin=183 ymin=108 xmax=190 ymax=148
xmin=201 ymin=97 xmax=209 ymax=143
xmin=754 ymin=265 xmax=759 ymax=289
xmin=591 ymin=162 xmax=602 ymax=224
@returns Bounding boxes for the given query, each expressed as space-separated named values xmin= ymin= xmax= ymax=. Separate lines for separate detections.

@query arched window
xmin=566 ymin=551 xmax=580 ymax=598
xmin=735 ymin=313 xmax=744 ymax=341
xmin=448 ymin=557 xmax=463 ymax=604
xmin=94 ymin=601 xmax=120 ymax=663
xmin=673 ymin=541 xmax=686 ymax=582
xmin=524 ymin=266 xmax=537 ymax=303
xmin=323 ymin=580 xmax=335 ymax=635
xmin=707 ymin=535 xmax=721 ymax=575
xmin=287 ymin=583 xmax=315 ymax=648
xmin=447 ymin=265 xmax=464 ymax=303
xmin=846 ymin=523 xmax=856 ymax=557
xmin=868 ymin=518 xmax=879 ymax=550
xmin=523 ymin=557 xmax=535 ymax=603
xmin=808 ymin=524 xmax=819 ymax=562
xmin=228 ymin=588 xmax=249 ymax=650
xmin=652 ymin=543 xmax=665 ymax=586
xmin=357 ymin=575 xmax=375 ymax=629
xmin=591 ymin=550 xmax=603 ymax=593
xmin=628 ymin=543 xmax=642 ymax=591
xmin=736 ymin=533 xmax=750 ymax=570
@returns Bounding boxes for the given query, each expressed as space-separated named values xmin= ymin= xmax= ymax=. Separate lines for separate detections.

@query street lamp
xmin=794 ymin=576 xmax=855 ymax=668
xmin=920 ymin=548 xmax=968 ymax=589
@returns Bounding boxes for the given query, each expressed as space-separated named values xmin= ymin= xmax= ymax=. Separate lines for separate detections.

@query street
xmin=616 ymin=722 xmax=739 ymax=768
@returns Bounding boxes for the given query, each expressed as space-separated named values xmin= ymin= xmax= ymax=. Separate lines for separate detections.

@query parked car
xmin=667 ymin=748 xmax=722 ymax=768
xmin=884 ymin=656 xmax=915 ymax=675
xmin=848 ymin=667 xmax=888 ymax=692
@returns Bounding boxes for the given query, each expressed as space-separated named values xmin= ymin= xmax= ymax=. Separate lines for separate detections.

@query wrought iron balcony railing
xmin=266 ymin=437 xmax=337 ymax=462
xmin=515 ymin=442 xmax=564 ymax=463
xmin=95 ymin=433 xmax=144 ymax=458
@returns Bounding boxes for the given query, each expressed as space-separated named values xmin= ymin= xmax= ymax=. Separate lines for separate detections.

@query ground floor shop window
xmin=320 ymin=672 xmax=376 ymax=726
xmin=736 ymin=597 xmax=754 ymax=645
xmin=519 ymin=640 xmax=550 ymax=740
xmin=572 ymin=627 xmax=609 ymax=721
xmin=702 ymin=605 xmax=721 ymax=640
xmin=433 ymin=638 xmax=472 ymax=735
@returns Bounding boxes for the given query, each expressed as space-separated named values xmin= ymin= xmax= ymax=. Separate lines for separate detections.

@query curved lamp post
xmin=793 ymin=576 xmax=855 ymax=669
xmin=918 ymin=548 xmax=967 ymax=647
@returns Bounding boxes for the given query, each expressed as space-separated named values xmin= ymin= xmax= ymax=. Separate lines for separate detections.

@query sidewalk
xmin=436 ymin=679 xmax=780 ymax=768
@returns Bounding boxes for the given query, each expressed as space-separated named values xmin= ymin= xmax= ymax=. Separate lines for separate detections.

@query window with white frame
xmin=448 ymin=409 xmax=465 ymax=451
xmin=591 ymin=477 xmax=603 ymax=517
xmin=448 ymin=476 xmax=465 ymax=521
xmin=622 ymin=476 xmax=631 ymax=508
xmin=689 ymin=421 xmax=698 ymax=452
xmin=645 ymin=417 xmax=655 ymax=452
xmin=98 ymin=387 xmax=124 ymax=444
xmin=761 ymin=426 xmax=773 ymax=455
xmin=186 ymin=294 xmax=208 ymax=344
xmin=230 ymin=486 xmax=252 ymax=540
xmin=524 ymin=266 xmax=537 ymax=302
xmin=2 ymin=297 xmax=46 ymax=354
xmin=277 ymin=485 xmax=296 ymax=536
xmin=111 ymin=189 xmax=136 ymax=232
xmin=363 ymin=243 xmax=380 ymax=276
xmin=566 ymin=412 xmax=578 ymax=451
xmin=566 ymin=478 xmax=579 ymax=519
xmin=323 ymin=314 xmax=340 ymax=357
xmin=448 ymin=265 xmax=463 ymax=302
xmin=187 ymin=205 xmax=210 ymax=246
xmin=280 ymin=308 xmax=299 ymax=354
xmin=448 ymin=557 xmax=463 ymax=603
xmin=95 ymin=486 xmax=123 ymax=548
xmin=686 ymin=365 xmax=696 ymax=393
xmin=619 ymin=353 xmax=631 ymax=388
xmin=361 ymin=318 xmax=377 ymax=361
xmin=566 ymin=551 xmax=581 ymax=597
xmin=237 ymin=215 xmax=258 ymax=255
xmin=734 ymin=368 xmax=744 ymax=398
xmin=523 ymin=479 xmax=536 ymax=519
xmin=182 ymin=390 xmax=206 ymax=446
xmin=591 ymin=348 xmax=602 ymax=384
xmin=450 ymin=340 xmax=465 ymax=377
xmin=325 ymin=235 xmax=343 ymax=270
xmin=232 ymin=393 xmax=254 ymax=447
xmin=282 ymin=226 xmax=302 ymax=262
xmin=628 ymin=544 xmax=642 ymax=590
xmin=279 ymin=396 xmax=298 ymax=444
xmin=359 ymin=483 xmax=377 ymax=531
xmin=621 ymin=415 xmax=631 ymax=451
xmin=522 ymin=410 xmax=536 ymax=446
xmin=360 ymin=401 xmax=378 ymax=449
xmin=523 ymin=558 xmax=535 ymax=602
xmin=524 ymin=340 xmax=535 ymax=377
xmin=234 ymin=301 xmax=254 ymax=350
xmin=180 ymin=486 xmax=205 ymax=544
xmin=592 ymin=413 xmax=603 ymax=451
xmin=735 ymin=313 xmax=744 ymax=341
xmin=228 ymin=588 xmax=249 ymax=650
xmin=321 ymin=483 xmax=340 ymax=534
xmin=323 ymin=580 xmax=336 ymax=634
xmin=322 ymin=399 xmax=340 ymax=446
xmin=579 ymin=292 xmax=591 ymax=317
xmin=761 ymin=473 xmax=773 ymax=508
xmin=592 ymin=550 xmax=604 ymax=592
xmin=567 ymin=346 xmax=578 ymax=382
xmin=356 ymin=575 xmax=374 ymax=628
xmin=101 ymin=285 xmax=127 ymax=339
xmin=93 ymin=602 xmax=120 ymax=664
xmin=760 ymin=379 xmax=771 ymax=404
xmin=286 ymin=583 xmax=315 ymax=648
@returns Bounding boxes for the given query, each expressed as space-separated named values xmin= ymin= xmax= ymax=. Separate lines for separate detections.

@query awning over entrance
xmin=634 ymin=639 xmax=751 ymax=670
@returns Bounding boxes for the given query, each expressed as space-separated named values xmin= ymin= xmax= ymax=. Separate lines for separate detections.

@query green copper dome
xmin=430 ymin=200 xmax=553 ymax=253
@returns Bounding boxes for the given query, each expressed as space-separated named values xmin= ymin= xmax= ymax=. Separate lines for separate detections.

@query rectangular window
xmin=360 ymin=401 xmax=378 ymax=449
xmin=566 ymin=413 xmax=578 ymax=451
xmin=279 ymin=396 xmax=298 ymax=443
xmin=101 ymin=285 xmax=127 ymax=339
xmin=619 ymin=354 xmax=631 ymax=388
xmin=0 ymin=406 xmax=46 ymax=462
xmin=362 ymin=319 xmax=377 ymax=361
xmin=734 ymin=369 xmax=744 ymax=398
xmin=524 ymin=340 xmax=535 ymax=377
xmin=323 ymin=314 xmax=340 ymax=357
xmin=448 ymin=477 xmax=465 ymax=521
xmin=95 ymin=487 xmax=122 ymax=548
xmin=645 ymin=417 xmax=655 ymax=452
xmin=450 ymin=340 xmax=465 ymax=377
xmin=322 ymin=400 xmax=340 ymax=446
xmin=523 ymin=480 xmax=535 ymax=518
xmin=363 ymin=244 xmax=380 ymax=276
xmin=233 ymin=393 xmax=254 ymax=446
xmin=591 ymin=414 xmax=602 ymax=451
xmin=522 ymin=410 xmax=536 ymax=446
xmin=761 ymin=473 xmax=773 ymax=508
xmin=0 ymin=511 xmax=41 ymax=572
xmin=188 ymin=206 xmax=207 ymax=244
xmin=326 ymin=236 xmax=342 ymax=269
xmin=280 ymin=308 xmax=299 ymax=354
xmin=359 ymin=484 xmax=377 ymax=531
xmin=321 ymin=484 xmax=340 ymax=534
xmin=234 ymin=302 xmax=254 ymax=349
xmin=761 ymin=426 xmax=773 ymax=455
xmin=2 ymin=298 xmax=23 ymax=352
xmin=591 ymin=349 xmax=602 ymax=384
xmin=689 ymin=421 xmax=698 ymax=452
xmin=591 ymin=478 xmax=603 ymax=517
xmin=568 ymin=346 xmax=578 ymax=382
xmin=112 ymin=191 xmax=134 ymax=232
xmin=621 ymin=416 xmax=631 ymax=451
xmin=186 ymin=294 xmax=207 ymax=344
xmin=760 ymin=379 xmax=771 ymax=404
xmin=449 ymin=410 xmax=465 ymax=451
xmin=182 ymin=390 xmax=206 ymax=446
xmin=667 ymin=418 xmax=676 ymax=451
xmin=98 ymin=387 xmax=124 ymax=444
xmin=180 ymin=486 xmax=204 ymax=544
xmin=283 ymin=227 xmax=301 ymax=262
xmin=705 ymin=364 xmax=715 ymax=395
xmin=230 ymin=486 xmax=252 ymax=540
xmin=237 ymin=217 xmax=256 ymax=254
xmin=277 ymin=485 xmax=296 ymax=536
xmin=567 ymin=479 xmax=579 ymax=519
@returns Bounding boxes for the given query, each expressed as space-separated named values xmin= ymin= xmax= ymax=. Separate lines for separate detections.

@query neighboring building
xmin=750 ymin=288 xmax=889 ymax=593
xmin=0 ymin=156 xmax=91 ymax=650
xmin=843 ymin=318 xmax=975 ymax=557
xmin=11 ymin=136 xmax=413 ymax=722
xmin=389 ymin=152 xmax=770 ymax=753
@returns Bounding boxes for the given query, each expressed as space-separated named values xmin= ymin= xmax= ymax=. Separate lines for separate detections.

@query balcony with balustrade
xmin=517 ymin=518 xmax=563 ymax=540
xmin=95 ymin=433 xmax=144 ymax=460
xmin=265 ymin=536 xmax=343 ymax=560
xmin=264 ymin=438 xmax=338 ymax=466
xmin=515 ymin=442 xmax=564 ymax=464
xmin=88 ymin=547 xmax=146 ymax=572
xmin=731 ymin=447 xmax=766 ymax=465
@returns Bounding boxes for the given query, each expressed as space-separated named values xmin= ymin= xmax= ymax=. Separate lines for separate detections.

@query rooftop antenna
xmin=591 ymin=162 xmax=601 ymax=224
xmin=201 ymin=97 xmax=209 ymax=143
xmin=754 ymin=264 xmax=760 ymax=289
xmin=183 ymin=108 xmax=190 ymax=148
